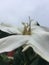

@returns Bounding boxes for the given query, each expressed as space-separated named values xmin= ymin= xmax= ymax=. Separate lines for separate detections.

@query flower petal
xmin=0 ymin=23 xmax=22 ymax=34
xmin=29 ymin=26 xmax=49 ymax=62
xmin=0 ymin=35 xmax=29 ymax=53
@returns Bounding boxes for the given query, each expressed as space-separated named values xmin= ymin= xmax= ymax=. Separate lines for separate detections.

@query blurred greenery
xmin=0 ymin=53 xmax=9 ymax=65
xmin=0 ymin=47 xmax=49 ymax=65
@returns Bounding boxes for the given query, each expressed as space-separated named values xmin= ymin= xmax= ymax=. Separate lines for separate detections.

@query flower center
xmin=22 ymin=17 xmax=31 ymax=35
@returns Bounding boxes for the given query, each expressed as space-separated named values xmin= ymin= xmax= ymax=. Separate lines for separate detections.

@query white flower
xmin=0 ymin=21 xmax=49 ymax=62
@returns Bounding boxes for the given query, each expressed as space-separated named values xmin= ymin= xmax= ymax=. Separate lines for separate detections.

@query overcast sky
xmin=0 ymin=0 xmax=49 ymax=27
